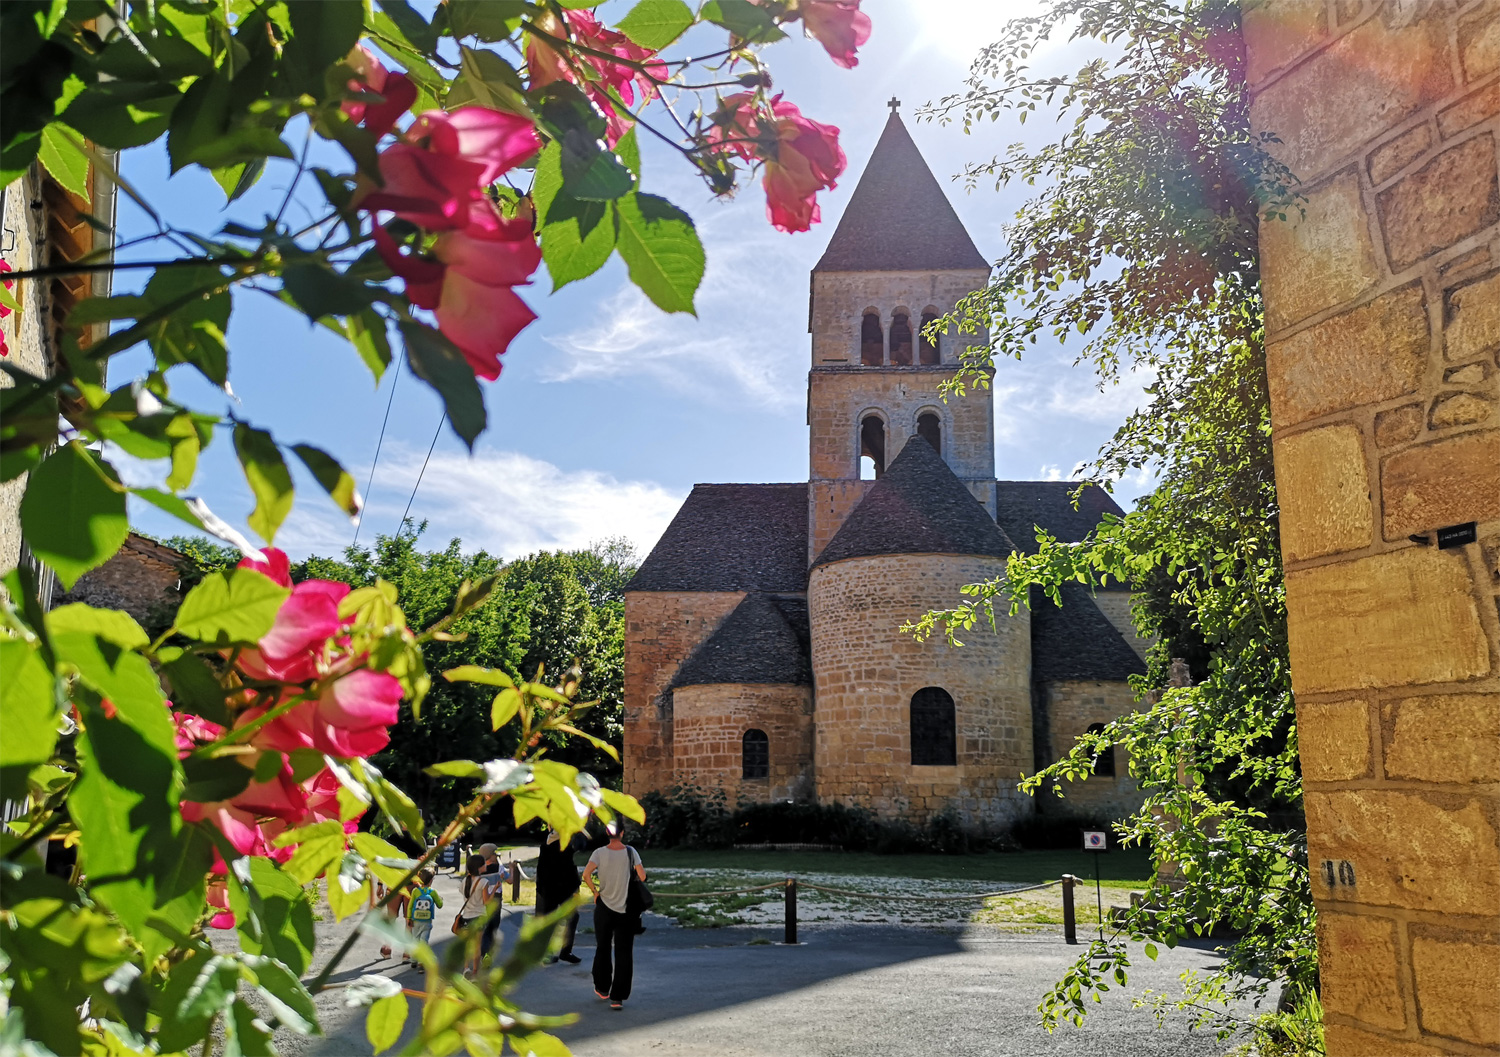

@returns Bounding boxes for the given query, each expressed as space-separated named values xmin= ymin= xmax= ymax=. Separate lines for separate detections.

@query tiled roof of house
xmin=669 ymin=593 xmax=812 ymax=688
xmin=813 ymin=112 xmax=990 ymax=274
xmin=627 ymin=483 xmax=808 ymax=593
xmin=994 ymin=481 xmax=1125 ymax=553
xmin=1029 ymin=582 xmax=1147 ymax=683
xmin=813 ymin=438 xmax=1015 ymax=567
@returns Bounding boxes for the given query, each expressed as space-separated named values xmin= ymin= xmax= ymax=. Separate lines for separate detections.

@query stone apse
xmin=1245 ymin=2 xmax=1500 ymax=1053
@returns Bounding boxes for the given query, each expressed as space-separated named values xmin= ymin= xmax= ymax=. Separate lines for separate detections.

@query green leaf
xmin=278 ymin=821 xmax=346 ymax=885
xmin=62 ymin=83 xmax=181 ymax=151
xmin=283 ymin=264 xmax=379 ymax=321
xmin=175 ymin=567 xmax=290 ymax=645
xmin=491 ymin=687 xmax=522 ymax=730
xmin=166 ymin=70 xmax=232 ymax=173
xmin=157 ymin=951 xmax=240 ymax=1052
xmin=452 ymin=45 xmax=530 ymax=116
xmin=326 ymin=853 xmax=371 ymax=921
xmin=292 ymin=444 xmax=361 ymax=519
xmin=36 ymin=124 xmax=90 ymax=202
xmin=398 ymin=321 xmax=486 ymax=451
xmin=442 ymin=665 xmax=515 ymax=688
xmin=45 ymin=602 xmax=148 ymax=649
xmin=228 ymin=858 xmax=316 ymax=976
xmin=18 ymin=442 xmax=129 ymax=589
xmin=242 ymin=954 xmax=317 ymax=1035
xmin=181 ymin=754 xmax=255 ymax=803
xmin=233 ymin=424 xmax=295 ymax=544
xmin=366 ymin=992 xmax=408 ymax=1054
xmin=510 ymin=1032 xmax=570 ymax=1057
xmin=73 ymin=691 xmax=210 ymax=964
xmin=80 ymin=266 xmax=235 ymax=387
xmin=346 ymin=308 xmax=392 ymax=382
xmin=599 ymin=787 xmax=646 ymax=824
xmin=281 ymin=0 xmax=365 ymax=95
xmin=0 ymin=640 xmax=60 ymax=772
xmin=447 ymin=0 xmax=527 ymax=40
xmin=225 ymin=997 xmax=275 ymax=1057
xmin=158 ymin=646 xmax=232 ymax=726
xmin=701 ymin=0 xmax=786 ymax=42
xmin=560 ymin=129 xmax=633 ymax=201
xmin=422 ymin=760 xmax=484 ymax=779
xmin=616 ymin=0 xmax=694 ymax=50
xmin=614 ymin=192 xmax=704 ymax=315
xmin=211 ymin=157 xmax=266 ymax=203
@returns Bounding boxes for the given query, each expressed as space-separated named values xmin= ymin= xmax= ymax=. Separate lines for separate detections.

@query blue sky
xmin=112 ymin=0 xmax=1153 ymax=562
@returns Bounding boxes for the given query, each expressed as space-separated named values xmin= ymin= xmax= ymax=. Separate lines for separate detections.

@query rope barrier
xmin=796 ymin=879 xmax=1063 ymax=902
xmin=648 ymin=879 xmax=1062 ymax=902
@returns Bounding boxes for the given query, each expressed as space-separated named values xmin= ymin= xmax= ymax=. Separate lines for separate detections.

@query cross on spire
xmin=888 ymin=96 xmax=900 ymax=114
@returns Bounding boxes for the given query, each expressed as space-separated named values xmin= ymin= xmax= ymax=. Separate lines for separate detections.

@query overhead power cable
xmin=398 ymin=411 xmax=446 ymax=537
xmin=352 ymin=355 xmax=402 ymax=548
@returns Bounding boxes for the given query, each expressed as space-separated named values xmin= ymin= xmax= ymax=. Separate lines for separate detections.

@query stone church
xmin=622 ymin=111 xmax=1149 ymax=832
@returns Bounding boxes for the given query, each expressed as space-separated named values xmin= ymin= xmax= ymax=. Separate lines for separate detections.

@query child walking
xmin=406 ymin=868 xmax=443 ymax=969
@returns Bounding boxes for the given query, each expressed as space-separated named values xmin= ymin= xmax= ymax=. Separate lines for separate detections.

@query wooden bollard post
xmin=784 ymin=878 xmax=797 ymax=945
xmin=1061 ymin=874 xmax=1077 ymax=945
xmin=512 ymin=863 xmax=522 ymax=903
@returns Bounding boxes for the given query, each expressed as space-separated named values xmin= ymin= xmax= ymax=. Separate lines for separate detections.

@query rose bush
xmin=0 ymin=1 xmax=869 ymax=1053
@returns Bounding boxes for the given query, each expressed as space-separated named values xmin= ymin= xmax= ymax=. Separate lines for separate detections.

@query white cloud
xmin=539 ymin=207 xmax=812 ymax=412
xmin=344 ymin=443 xmax=686 ymax=560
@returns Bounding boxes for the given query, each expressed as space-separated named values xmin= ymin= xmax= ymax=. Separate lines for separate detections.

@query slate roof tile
xmin=669 ymin=594 xmax=813 ymax=688
xmin=627 ymin=484 xmax=808 ymax=593
xmin=814 ymin=113 xmax=990 ymax=273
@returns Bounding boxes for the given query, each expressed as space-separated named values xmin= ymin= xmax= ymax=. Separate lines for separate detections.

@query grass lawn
xmin=643 ymin=848 xmax=1152 ymax=886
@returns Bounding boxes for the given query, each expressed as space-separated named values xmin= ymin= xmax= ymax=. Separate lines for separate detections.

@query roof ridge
xmin=813 ymin=112 xmax=989 ymax=274
xmin=813 ymin=437 xmax=1014 ymax=567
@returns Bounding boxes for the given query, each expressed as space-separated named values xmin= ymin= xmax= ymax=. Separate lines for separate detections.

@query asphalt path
xmin=291 ymin=872 xmax=1251 ymax=1057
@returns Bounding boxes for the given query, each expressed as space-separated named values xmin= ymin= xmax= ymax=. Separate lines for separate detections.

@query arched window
xmin=917 ymin=412 xmax=941 ymax=455
xmin=910 ymin=687 xmax=956 ymax=766
xmin=859 ymin=415 xmax=885 ymax=480
xmin=919 ymin=310 xmax=941 ymax=364
xmin=860 ymin=312 xmax=883 ymax=366
xmin=889 ymin=312 xmax=913 ymax=366
xmin=742 ymin=729 xmax=769 ymax=779
xmin=1087 ymin=723 xmax=1116 ymax=777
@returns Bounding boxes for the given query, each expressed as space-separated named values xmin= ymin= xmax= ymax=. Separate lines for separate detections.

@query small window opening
xmin=859 ymin=415 xmax=885 ymax=480
xmin=919 ymin=311 xmax=941 ymax=364
xmin=910 ymin=687 xmax=956 ymax=766
xmin=1087 ymin=723 xmax=1116 ymax=777
xmin=860 ymin=312 xmax=883 ymax=366
xmin=889 ymin=312 xmax=913 ymax=366
xmin=742 ymin=729 xmax=769 ymax=779
xmin=917 ymin=412 xmax=941 ymax=455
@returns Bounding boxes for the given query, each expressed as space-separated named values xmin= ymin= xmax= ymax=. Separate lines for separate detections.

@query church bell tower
xmin=806 ymin=104 xmax=995 ymax=562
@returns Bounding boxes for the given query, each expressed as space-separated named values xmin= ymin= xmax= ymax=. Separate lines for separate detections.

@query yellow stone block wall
xmin=1037 ymin=679 xmax=1147 ymax=820
xmin=671 ymin=683 xmax=814 ymax=804
xmin=622 ymin=590 xmax=745 ymax=798
xmin=808 ymin=552 xmax=1033 ymax=831
xmin=1246 ymin=3 xmax=1500 ymax=1052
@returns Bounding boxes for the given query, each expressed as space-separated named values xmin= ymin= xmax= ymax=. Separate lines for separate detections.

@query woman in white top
xmin=457 ymin=853 xmax=494 ymax=976
xmin=581 ymin=823 xmax=646 ymax=1009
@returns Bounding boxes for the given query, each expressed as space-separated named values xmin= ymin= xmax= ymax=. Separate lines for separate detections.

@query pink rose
xmin=526 ymin=9 xmax=666 ymax=144
xmin=795 ymin=0 xmax=870 ymax=69
xmin=362 ymin=107 xmax=541 ymax=228
xmin=237 ymin=580 xmax=350 ymax=684
xmin=242 ymin=669 xmax=401 ymax=759
xmin=342 ymin=46 xmax=417 ymax=139
xmin=712 ymin=94 xmax=846 ymax=233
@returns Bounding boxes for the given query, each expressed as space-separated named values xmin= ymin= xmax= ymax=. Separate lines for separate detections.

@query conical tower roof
xmin=813 ymin=111 xmax=989 ymax=273
xmin=813 ymin=438 xmax=1015 ymax=567
xmin=669 ymin=594 xmax=811 ymax=688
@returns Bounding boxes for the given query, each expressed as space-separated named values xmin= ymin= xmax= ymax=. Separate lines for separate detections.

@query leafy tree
xmin=910 ymin=0 xmax=1311 ymax=1041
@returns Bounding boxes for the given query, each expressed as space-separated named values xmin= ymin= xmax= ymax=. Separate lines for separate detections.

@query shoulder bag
xmin=624 ymin=846 xmax=653 ymax=916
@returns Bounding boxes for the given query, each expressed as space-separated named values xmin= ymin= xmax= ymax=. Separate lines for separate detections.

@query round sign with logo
xmin=1082 ymin=830 xmax=1107 ymax=852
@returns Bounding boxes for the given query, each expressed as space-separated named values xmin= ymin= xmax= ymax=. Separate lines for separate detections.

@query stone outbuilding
xmin=624 ymin=110 xmax=1148 ymax=834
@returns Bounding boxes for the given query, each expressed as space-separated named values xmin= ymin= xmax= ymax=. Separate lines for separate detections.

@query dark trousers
xmin=591 ymin=902 xmax=635 ymax=1001
xmin=538 ymin=889 xmax=579 ymax=957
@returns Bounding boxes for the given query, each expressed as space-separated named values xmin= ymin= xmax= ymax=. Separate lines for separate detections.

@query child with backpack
xmin=406 ymin=869 xmax=443 ymax=964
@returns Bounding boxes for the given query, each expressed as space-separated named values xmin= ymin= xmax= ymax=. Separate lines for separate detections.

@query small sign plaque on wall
xmin=1436 ymin=522 xmax=1477 ymax=549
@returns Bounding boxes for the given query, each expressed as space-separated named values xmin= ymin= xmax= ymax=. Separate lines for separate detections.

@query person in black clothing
xmin=580 ymin=823 xmax=646 ymax=1009
xmin=535 ymin=828 xmax=582 ymax=964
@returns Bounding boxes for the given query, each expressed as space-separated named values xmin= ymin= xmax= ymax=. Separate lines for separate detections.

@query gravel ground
xmin=262 ymin=870 xmax=1253 ymax=1057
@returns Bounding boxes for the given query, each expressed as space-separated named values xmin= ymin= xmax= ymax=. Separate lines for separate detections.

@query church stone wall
xmin=623 ymin=590 xmax=745 ymax=798
xmin=809 ymin=269 xmax=990 ymax=367
xmin=808 ymin=479 xmax=874 ymax=564
xmin=1036 ymin=679 xmax=1146 ymax=820
xmin=671 ymin=683 xmax=814 ymax=804
xmin=809 ymin=552 xmax=1033 ymax=832
xmin=1246 ymin=3 xmax=1500 ymax=1053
